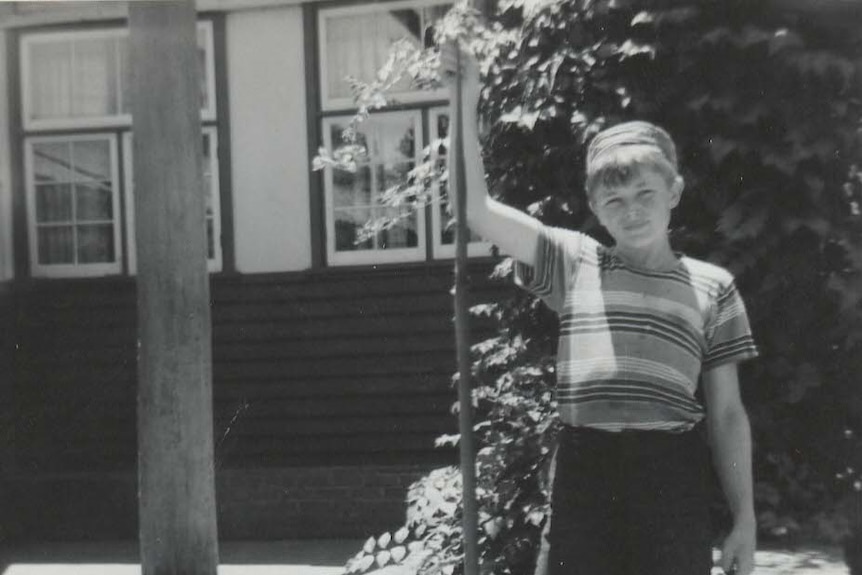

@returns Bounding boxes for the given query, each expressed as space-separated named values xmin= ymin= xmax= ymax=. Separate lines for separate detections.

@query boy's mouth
xmin=623 ymin=220 xmax=649 ymax=231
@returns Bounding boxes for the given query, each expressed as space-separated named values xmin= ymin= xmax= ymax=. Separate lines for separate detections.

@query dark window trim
xmin=304 ymin=2 xmax=326 ymax=269
xmin=7 ymin=28 xmax=27 ymax=280
xmin=211 ymin=12 xmax=236 ymax=275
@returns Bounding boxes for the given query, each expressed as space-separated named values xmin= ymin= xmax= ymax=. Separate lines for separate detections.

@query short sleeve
xmin=513 ymin=226 xmax=583 ymax=314
xmin=703 ymin=281 xmax=759 ymax=370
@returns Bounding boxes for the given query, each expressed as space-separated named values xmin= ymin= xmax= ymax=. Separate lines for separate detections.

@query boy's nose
xmin=625 ymin=205 xmax=643 ymax=220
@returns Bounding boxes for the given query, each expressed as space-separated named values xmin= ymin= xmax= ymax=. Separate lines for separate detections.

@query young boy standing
xmin=442 ymin=44 xmax=759 ymax=575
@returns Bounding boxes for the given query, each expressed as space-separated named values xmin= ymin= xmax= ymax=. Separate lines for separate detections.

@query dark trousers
xmin=545 ymin=425 xmax=713 ymax=575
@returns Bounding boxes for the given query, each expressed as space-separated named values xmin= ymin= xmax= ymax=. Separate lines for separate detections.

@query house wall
xmin=0 ymin=1 xmax=512 ymax=543
xmin=227 ymin=6 xmax=312 ymax=274
xmin=2 ymin=262 xmax=508 ymax=540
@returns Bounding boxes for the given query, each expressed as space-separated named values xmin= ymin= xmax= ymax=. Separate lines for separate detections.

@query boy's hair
xmin=585 ymin=121 xmax=679 ymax=197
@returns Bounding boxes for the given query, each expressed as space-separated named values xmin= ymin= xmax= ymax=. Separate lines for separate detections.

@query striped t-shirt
xmin=514 ymin=226 xmax=758 ymax=432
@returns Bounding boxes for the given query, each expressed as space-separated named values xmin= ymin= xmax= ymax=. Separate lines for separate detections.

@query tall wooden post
xmin=450 ymin=2 xmax=493 ymax=574
xmin=129 ymin=2 xmax=219 ymax=573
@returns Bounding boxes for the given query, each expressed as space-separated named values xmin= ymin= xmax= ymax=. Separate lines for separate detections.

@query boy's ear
xmin=669 ymin=175 xmax=684 ymax=208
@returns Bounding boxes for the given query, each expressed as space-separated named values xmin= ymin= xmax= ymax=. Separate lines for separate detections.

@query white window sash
xmin=428 ymin=107 xmax=492 ymax=259
xmin=21 ymin=22 xmax=216 ymax=131
xmin=322 ymin=111 xmax=426 ymax=266
xmin=123 ymin=127 xmax=223 ymax=274
xmin=25 ymin=133 xmax=123 ymax=278
xmin=318 ymin=0 xmax=449 ymax=112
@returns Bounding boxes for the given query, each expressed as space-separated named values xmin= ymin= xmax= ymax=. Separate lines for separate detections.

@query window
xmin=19 ymin=22 xmax=220 ymax=278
xmin=322 ymin=112 xmax=425 ymax=266
xmin=318 ymin=0 xmax=489 ymax=266
xmin=25 ymin=135 xmax=121 ymax=277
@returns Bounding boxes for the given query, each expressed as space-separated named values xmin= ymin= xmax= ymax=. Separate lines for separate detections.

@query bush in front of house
xmin=323 ymin=1 xmax=862 ymax=573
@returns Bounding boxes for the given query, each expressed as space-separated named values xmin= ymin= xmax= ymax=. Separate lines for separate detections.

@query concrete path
xmin=0 ymin=540 xmax=849 ymax=575
xmin=0 ymin=540 xmax=362 ymax=575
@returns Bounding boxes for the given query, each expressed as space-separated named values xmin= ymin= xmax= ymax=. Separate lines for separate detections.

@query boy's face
xmin=589 ymin=167 xmax=683 ymax=252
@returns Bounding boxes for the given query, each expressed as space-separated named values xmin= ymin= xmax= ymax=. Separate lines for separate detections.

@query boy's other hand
xmin=719 ymin=517 xmax=756 ymax=575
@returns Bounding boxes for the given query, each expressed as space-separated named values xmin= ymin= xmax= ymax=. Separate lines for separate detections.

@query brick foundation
xmin=0 ymin=464 xmax=436 ymax=542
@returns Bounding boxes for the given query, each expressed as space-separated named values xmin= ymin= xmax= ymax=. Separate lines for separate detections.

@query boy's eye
xmin=604 ymin=198 xmax=622 ymax=208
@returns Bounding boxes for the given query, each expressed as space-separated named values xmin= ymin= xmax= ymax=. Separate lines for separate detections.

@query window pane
xmin=30 ymin=40 xmax=72 ymax=120
xmin=334 ymin=208 xmax=373 ymax=251
xmin=439 ymin=182 xmax=455 ymax=245
xmin=206 ymin=218 xmax=215 ymax=259
xmin=27 ymin=25 xmax=211 ymax=124
xmin=33 ymin=142 xmax=73 ymax=183
xmin=76 ymin=183 xmax=113 ymax=221
xmin=366 ymin=116 xmax=415 ymax=161
xmin=202 ymin=133 xmax=214 ymax=216
xmin=197 ymin=27 xmax=211 ymax=112
xmin=333 ymin=166 xmax=372 ymax=208
xmin=72 ymin=140 xmax=111 ymax=182
xmin=72 ymin=36 xmax=118 ymax=117
xmin=325 ymin=11 xmax=417 ymax=100
xmin=376 ymin=162 xmax=413 ymax=194
xmin=378 ymin=207 xmax=417 ymax=249
xmin=119 ymin=38 xmax=130 ymax=115
xmin=36 ymin=184 xmax=73 ymax=223
xmin=77 ymin=224 xmax=114 ymax=263
xmin=38 ymin=226 xmax=74 ymax=264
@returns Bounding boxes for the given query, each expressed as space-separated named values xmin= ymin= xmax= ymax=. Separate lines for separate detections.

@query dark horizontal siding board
xmin=233 ymin=395 xmax=453 ymax=418
xmin=214 ymin=353 xmax=455 ymax=379
xmin=213 ymin=375 xmax=449 ymax=399
xmin=9 ymin=263 xmax=513 ymax=470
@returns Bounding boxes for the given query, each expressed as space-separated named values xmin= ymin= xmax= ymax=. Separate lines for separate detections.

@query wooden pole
xmin=451 ymin=1 xmax=493 ymax=572
xmin=129 ymin=2 xmax=219 ymax=573
xmin=451 ymin=53 xmax=479 ymax=574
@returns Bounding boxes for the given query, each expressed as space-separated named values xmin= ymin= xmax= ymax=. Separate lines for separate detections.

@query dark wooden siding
xmin=7 ymin=262 xmax=509 ymax=472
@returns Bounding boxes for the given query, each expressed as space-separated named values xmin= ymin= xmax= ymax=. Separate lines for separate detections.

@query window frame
xmin=317 ymin=0 xmax=449 ymax=112
xmin=20 ymin=21 xmax=216 ymax=132
xmin=322 ymin=111 xmax=427 ymax=267
xmin=122 ymin=127 xmax=223 ymax=274
xmin=24 ymin=132 xmax=123 ymax=278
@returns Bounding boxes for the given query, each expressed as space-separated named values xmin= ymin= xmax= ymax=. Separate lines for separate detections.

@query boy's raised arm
xmin=441 ymin=42 xmax=542 ymax=267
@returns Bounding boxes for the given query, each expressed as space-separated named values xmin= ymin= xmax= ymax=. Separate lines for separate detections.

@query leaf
xmin=708 ymin=136 xmax=737 ymax=164
xmin=435 ymin=434 xmax=460 ymax=448
xmin=394 ymin=526 xmax=410 ymax=544
xmin=630 ymin=11 xmax=654 ymax=27
xmin=390 ymin=546 xmax=407 ymax=563
xmin=619 ymin=39 xmax=655 ymax=59
xmin=768 ymin=29 xmax=803 ymax=56
xmin=363 ymin=536 xmax=376 ymax=554
xmin=717 ymin=201 xmax=768 ymax=240
xmin=375 ymin=550 xmax=392 ymax=567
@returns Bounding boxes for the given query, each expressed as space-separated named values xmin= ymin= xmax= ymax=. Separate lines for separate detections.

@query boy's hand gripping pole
xmin=451 ymin=45 xmax=480 ymax=575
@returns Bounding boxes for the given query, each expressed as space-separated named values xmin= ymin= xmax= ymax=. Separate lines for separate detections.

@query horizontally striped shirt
xmin=514 ymin=226 xmax=758 ymax=432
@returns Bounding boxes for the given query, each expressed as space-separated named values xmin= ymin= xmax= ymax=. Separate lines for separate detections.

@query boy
xmin=441 ymin=43 xmax=758 ymax=575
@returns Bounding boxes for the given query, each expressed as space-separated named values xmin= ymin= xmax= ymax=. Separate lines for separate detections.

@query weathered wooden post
xmin=450 ymin=1 xmax=493 ymax=574
xmin=129 ymin=2 xmax=219 ymax=573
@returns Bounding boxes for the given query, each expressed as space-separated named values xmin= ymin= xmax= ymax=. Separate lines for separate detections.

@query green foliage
xmin=328 ymin=0 xmax=862 ymax=573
